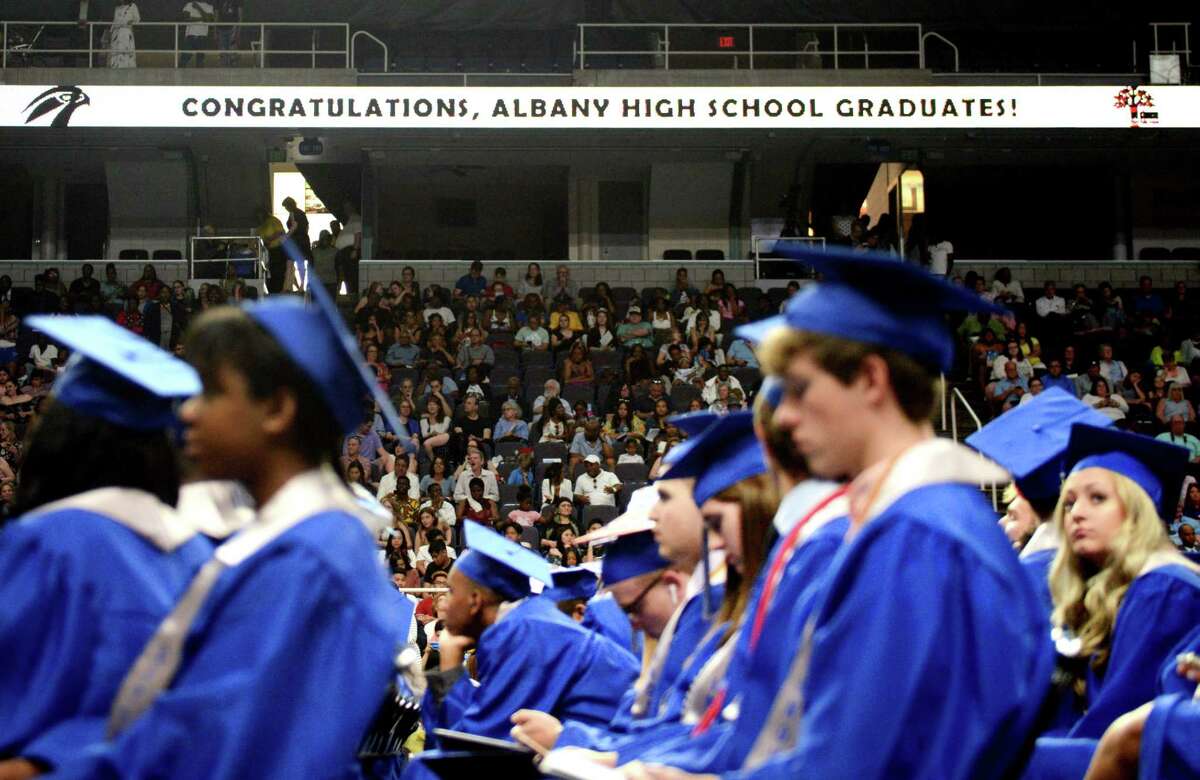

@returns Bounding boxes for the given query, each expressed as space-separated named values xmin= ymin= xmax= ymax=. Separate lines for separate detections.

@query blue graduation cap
xmin=456 ymin=521 xmax=554 ymax=601
xmin=244 ymin=237 xmax=402 ymax=437
xmin=27 ymin=315 xmax=200 ymax=431
xmin=734 ymin=245 xmax=1005 ymax=372
xmin=1064 ymin=424 xmax=1191 ymax=519
xmin=965 ymin=387 xmax=1115 ymax=505
xmin=664 ymin=410 xmax=767 ymax=505
xmin=759 ymin=375 xmax=783 ymax=409
xmin=601 ymin=529 xmax=670 ymax=586
xmin=661 ymin=410 xmax=719 ymax=468
xmin=542 ymin=567 xmax=600 ymax=602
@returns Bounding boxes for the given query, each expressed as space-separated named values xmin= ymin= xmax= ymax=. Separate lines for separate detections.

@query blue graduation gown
xmin=56 ymin=484 xmax=404 ymax=779
xmin=0 ymin=495 xmax=211 ymax=769
xmin=1068 ymin=564 xmax=1200 ymax=740
xmin=421 ymin=596 xmax=639 ymax=744
xmin=1022 ymin=616 xmax=1200 ymax=780
xmin=1140 ymin=694 xmax=1200 ymax=780
xmin=581 ymin=592 xmax=638 ymax=661
xmin=632 ymin=515 xmax=850 ymax=773
xmin=1021 ymin=548 xmax=1056 ymax=620
xmin=1022 ymin=565 xmax=1200 ymax=778
xmin=554 ymin=582 xmax=725 ymax=751
xmin=725 ymin=478 xmax=1054 ymax=780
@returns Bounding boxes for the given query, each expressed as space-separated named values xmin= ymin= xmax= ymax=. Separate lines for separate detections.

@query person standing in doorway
xmin=255 ymin=208 xmax=286 ymax=295
xmin=335 ymin=201 xmax=363 ymax=299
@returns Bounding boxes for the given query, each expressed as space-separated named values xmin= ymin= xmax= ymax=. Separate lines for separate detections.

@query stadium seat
xmin=670 ymin=382 xmax=703 ymax=412
xmin=499 ymin=481 xmax=523 ymax=503
xmin=582 ymin=505 xmax=619 ymax=526
xmin=495 ymin=440 xmax=523 ymax=461
xmin=523 ymin=365 xmax=555 ymax=388
xmin=521 ymin=350 xmax=554 ymax=368
xmin=617 ymin=482 xmax=646 ymax=512
xmin=1171 ymin=246 xmax=1200 ymax=261
xmin=153 ymin=249 xmax=183 ymax=260
xmin=611 ymin=287 xmax=638 ymax=306
xmin=562 ymin=384 xmax=594 ymax=408
xmin=733 ymin=367 xmax=762 ymax=392
xmin=695 ymin=249 xmax=725 ymax=260
xmin=519 ymin=526 xmax=541 ymax=549
xmin=118 ymin=249 xmax=149 ymax=260
xmin=663 ymin=249 xmax=692 ymax=260
xmin=534 ymin=441 xmax=568 ymax=464
xmin=615 ymin=462 xmax=649 ymax=483
xmin=1138 ymin=247 xmax=1171 ymax=261
xmin=766 ymin=287 xmax=790 ymax=308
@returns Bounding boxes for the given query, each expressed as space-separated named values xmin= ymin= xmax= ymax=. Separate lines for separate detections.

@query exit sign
xmin=718 ymin=35 xmax=735 ymax=49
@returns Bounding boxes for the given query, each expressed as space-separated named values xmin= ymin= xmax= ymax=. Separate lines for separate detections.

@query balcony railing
xmin=1 ymin=21 xmax=350 ymax=69
xmin=577 ymin=23 xmax=934 ymax=71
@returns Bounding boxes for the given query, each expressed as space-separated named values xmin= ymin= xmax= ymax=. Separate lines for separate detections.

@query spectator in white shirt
xmin=1159 ymin=354 xmax=1192 ymax=388
xmin=928 ymin=236 xmax=954 ymax=277
xmin=181 ymin=1 xmax=215 ymax=67
xmin=29 ymin=333 xmax=58 ymax=372
xmin=376 ymin=452 xmax=419 ymax=500
xmin=990 ymin=267 xmax=1024 ymax=305
xmin=1034 ymin=281 xmax=1067 ymax=318
xmin=451 ymin=447 xmax=499 ymax=502
xmin=1082 ymin=379 xmax=1129 ymax=422
xmin=418 ymin=483 xmax=458 ymax=529
xmin=573 ymin=454 xmax=622 ymax=507
xmin=702 ymin=364 xmax=745 ymax=404
xmin=532 ymin=378 xmax=574 ymax=423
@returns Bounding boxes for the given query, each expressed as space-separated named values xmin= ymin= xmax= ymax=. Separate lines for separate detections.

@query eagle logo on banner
xmin=24 ymin=85 xmax=90 ymax=127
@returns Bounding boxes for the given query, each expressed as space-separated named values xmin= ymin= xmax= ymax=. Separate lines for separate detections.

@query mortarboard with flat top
xmin=27 ymin=315 xmax=201 ymax=431
xmin=600 ymin=529 xmax=670 ymax=586
xmin=1064 ymin=423 xmax=1190 ymax=519
xmin=243 ymin=237 xmax=402 ymax=437
xmin=734 ymin=245 xmax=1006 ymax=372
xmin=456 ymin=521 xmax=554 ymax=601
xmin=665 ymin=410 xmax=767 ymax=505
xmin=541 ymin=566 xmax=600 ymax=602
xmin=965 ymin=387 xmax=1115 ymax=505
xmin=660 ymin=410 xmax=720 ymax=469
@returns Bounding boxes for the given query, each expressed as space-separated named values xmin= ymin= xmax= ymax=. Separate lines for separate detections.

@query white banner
xmin=3 ymin=84 xmax=1193 ymax=129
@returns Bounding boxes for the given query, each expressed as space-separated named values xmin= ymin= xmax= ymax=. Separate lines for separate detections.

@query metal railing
xmin=752 ymin=235 xmax=825 ymax=279
xmin=1 ymin=21 xmax=350 ymax=69
xmin=577 ymin=23 xmax=932 ymax=71
xmin=350 ymin=29 xmax=388 ymax=72
xmin=188 ymin=235 xmax=266 ymax=281
xmin=920 ymin=31 xmax=960 ymax=73
xmin=1150 ymin=22 xmax=1193 ymax=67
xmin=948 ymin=384 xmax=1000 ymax=510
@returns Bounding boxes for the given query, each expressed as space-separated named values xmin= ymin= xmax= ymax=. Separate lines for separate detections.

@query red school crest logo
xmin=1114 ymin=86 xmax=1158 ymax=128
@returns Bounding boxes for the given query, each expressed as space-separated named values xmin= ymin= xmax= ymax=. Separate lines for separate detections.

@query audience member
xmin=574 ymin=454 xmax=621 ymax=507
xmin=452 ymin=447 xmax=499 ymax=502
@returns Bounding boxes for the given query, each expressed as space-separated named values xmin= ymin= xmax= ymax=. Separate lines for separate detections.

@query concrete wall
xmin=0 ymin=260 xmax=187 ymax=285
xmin=955 ymin=261 xmax=1200 ymax=288
xmin=360 ymin=260 xmax=755 ymax=290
